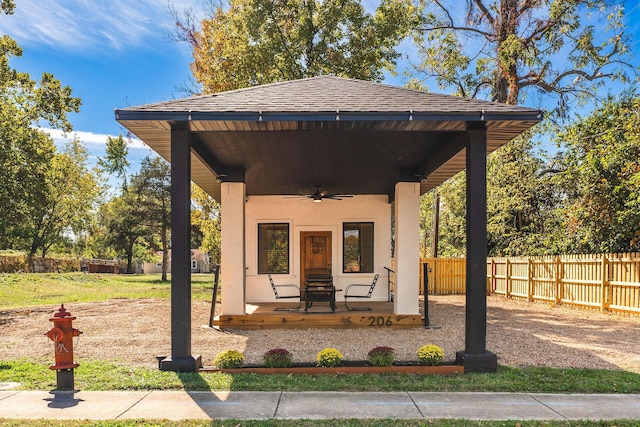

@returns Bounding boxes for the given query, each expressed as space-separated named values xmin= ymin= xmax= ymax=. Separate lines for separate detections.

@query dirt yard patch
xmin=1 ymin=295 xmax=638 ymax=372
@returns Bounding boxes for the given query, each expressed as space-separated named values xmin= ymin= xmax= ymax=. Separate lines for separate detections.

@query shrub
xmin=316 ymin=347 xmax=343 ymax=367
xmin=212 ymin=350 xmax=244 ymax=369
xmin=417 ymin=344 xmax=444 ymax=366
xmin=263 ymin=348 xmax=293 ymax=368
xmin=367 ymin=346 xmax=395 ymax=367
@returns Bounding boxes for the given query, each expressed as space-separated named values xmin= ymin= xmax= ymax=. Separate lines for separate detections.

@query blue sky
xmin=0 ymin=0 xmax=204 ymax=171
xmin=1 ymin=0 xmax=639 ymax=175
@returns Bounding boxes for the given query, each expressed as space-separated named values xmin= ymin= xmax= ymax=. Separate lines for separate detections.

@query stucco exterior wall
xmin=244 ymin=195 xmax=392 ymax=303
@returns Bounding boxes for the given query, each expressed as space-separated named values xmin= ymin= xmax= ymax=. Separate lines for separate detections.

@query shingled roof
xmin=116 ymin=75 xmax=542 ymax=200
xmin=119 ymin=75 xmax=539 ymax=118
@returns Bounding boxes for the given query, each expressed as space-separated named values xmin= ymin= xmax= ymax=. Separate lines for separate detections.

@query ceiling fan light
xmin=313 ymin=197 xmax=322 ymax=203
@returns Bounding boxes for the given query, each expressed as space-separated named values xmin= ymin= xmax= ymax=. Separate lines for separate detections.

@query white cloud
xmin=0 ymin=0 xmax=204 ymax=52
xmin=41 ymin=128 xmax=147 ymax=150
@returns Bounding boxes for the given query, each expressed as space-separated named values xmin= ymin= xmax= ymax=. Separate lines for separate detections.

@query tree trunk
xmin=29 ymin=237 xmax=39 ymax=258
xmin=126 ymin=241 xmax=134 ymax=274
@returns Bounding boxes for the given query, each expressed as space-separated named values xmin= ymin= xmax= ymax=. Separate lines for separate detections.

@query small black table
xmin=305 ymin=274 xmax=340 ymax=311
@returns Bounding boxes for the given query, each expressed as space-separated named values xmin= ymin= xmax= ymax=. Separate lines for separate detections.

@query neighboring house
xmin=116 ymin=76 xmax=542 ymax=372
xmin=143 ymin=249 xmax=210 ymax=274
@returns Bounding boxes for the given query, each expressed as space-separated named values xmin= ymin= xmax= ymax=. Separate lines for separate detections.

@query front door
xmin=300 ymin=231 xmax=332 ymax=291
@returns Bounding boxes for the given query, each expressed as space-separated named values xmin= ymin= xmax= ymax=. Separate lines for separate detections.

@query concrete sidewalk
xmin=1 ymin=390 xmax=639 ymax=421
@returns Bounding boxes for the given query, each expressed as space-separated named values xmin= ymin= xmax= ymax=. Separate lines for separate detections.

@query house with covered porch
xmin=115 ymin=76 xmax=541 ymax=373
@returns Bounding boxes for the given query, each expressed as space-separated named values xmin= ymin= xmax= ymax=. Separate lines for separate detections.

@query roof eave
xmin=115 ymin=109 xmax=543 ymax=124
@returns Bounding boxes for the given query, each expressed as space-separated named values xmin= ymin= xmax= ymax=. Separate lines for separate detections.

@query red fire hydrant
xmin=45 ymin=304 xmax=82 ymax=390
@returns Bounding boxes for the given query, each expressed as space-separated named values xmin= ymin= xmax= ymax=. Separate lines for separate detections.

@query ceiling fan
xmin=288 ymin=186 xmax=354 ymax=203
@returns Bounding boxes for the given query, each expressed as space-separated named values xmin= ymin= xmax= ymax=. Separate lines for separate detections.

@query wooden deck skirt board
xmin=212 ymin=301 xmax=422 ymax=329
xmin=213 ymin=311 xmax=422 ymax=329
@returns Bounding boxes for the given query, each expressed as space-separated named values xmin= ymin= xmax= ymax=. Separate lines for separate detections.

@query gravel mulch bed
xmin=1 ymin=295 xmax=638 ymax=372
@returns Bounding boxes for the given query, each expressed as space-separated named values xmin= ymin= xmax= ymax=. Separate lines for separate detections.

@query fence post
xmin=485 ymin=258 xmax=491 ymax=294
xmin=491 ymin=259 xmax=496 ymax=293
xmin=600 ymin=255 xmax=608 ymax=312
xmin=505 ymin=258 xmax=511 ymax=298
xmin=527 ymin=258 xmax=534 ymax=302
xmin=431 ymin=259 xmax=436 ymax=294
xmin=555 ymin=256 xmax=562 ymax=304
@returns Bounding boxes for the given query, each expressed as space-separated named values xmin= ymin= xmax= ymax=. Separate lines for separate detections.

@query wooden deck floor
xmin=213 ymin=301 xmax=423 ymax=329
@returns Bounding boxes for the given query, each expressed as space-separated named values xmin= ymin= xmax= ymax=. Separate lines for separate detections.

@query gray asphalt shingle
xmin=121 ymin=75 xmax=539 ymax=116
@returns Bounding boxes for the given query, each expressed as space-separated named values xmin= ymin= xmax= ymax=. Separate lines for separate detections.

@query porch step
xmin=214 ymin=311 xmax=422 ymax=330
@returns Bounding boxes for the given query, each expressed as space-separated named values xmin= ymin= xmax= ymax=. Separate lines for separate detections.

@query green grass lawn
xmin=2 ymin=359 xmax=640 ymax=393
xmin=0 ymin=272 xmax=215 ymax=308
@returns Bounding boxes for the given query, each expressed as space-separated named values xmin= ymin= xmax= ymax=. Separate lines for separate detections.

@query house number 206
xmin=368 ymin=316 xmax=392 ymax=327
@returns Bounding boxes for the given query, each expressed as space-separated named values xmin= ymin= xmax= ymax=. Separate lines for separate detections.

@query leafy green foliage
xmin=421 ymin=93 xmax=640 ymax=257
xmin=427 ymin=173 xmax=466 ymax=257
xmin=191 ymin=184 xmax=221 ymax=263
xmin=413 ymin=3 xmax=638 ymax=257
xmin=410 ymin=0 xmax=634 ymax=117
xmin=172 ymin=0 xmax=416 ymax=94
xmin=24 ymin=137 xmax=101 ymax=258
xmin=555 ymin=92 xmax=640 ymax=253
xmin=0 ymin=5 xmax=82 ymax=255
xmin=486 ymin=134 xmax=569 ymax=256
xmin=97 ymin=189 xmax=148 ymax=272
xmin=367 ymin=346 xmax=395 ymax=367
xmin=130 ymin=156 xmax=172 ymax=279
xmin=97 ymin=134 xmax=130 ymax=189
xmin=263 ymin=348 xmax=293 ymax=368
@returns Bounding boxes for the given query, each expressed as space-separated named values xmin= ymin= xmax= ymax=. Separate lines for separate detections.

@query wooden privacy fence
xmin=419 ymin=257 xmax=466 ymax=295
xmin=420 ymin=253 xmax=640 ymax=315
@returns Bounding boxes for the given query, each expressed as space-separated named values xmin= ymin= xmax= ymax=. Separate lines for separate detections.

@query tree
xmin=0 ymin=4 xmax=82 ymax=251
xmin=25 ymin=137 xmax=101 ymax=258
xmin=0 ymin=124 xmax=54 ymax=249
xmin=555 ymin=92 xmax=640 ymax=253
xmin=171 ymin=0 xmax=416 ymax=93
xmin=410 ymin=0 xmax=634 ymax=116
xmin=98 ymin=134 xmax=130 ymax=190
xmin=419 ymin=190 xmax=436 ymax=257
xmin=191 ymin=184 xmax=221 ymax=264
xmin=413 ymin=0 xmax=636 ymax=258
xmin=100 ymin=189 xmax=148 ymax=273
xmin=432 ymin=172 xmax=467 ymax=257
xmin=131 ymin=156 xmax=172 ymax=280
xmin=486 ymin=134 xmax=567 ymax=255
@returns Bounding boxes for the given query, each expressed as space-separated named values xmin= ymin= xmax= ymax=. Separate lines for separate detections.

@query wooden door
xmin=300 ymin=231 xmax=332 ymax=288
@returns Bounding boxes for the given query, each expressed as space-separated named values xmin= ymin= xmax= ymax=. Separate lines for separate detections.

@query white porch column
xmin=220 ymin=182 xmax=246 ymax=315
xmin=394 ymin=182 xmax=420 ymax=314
